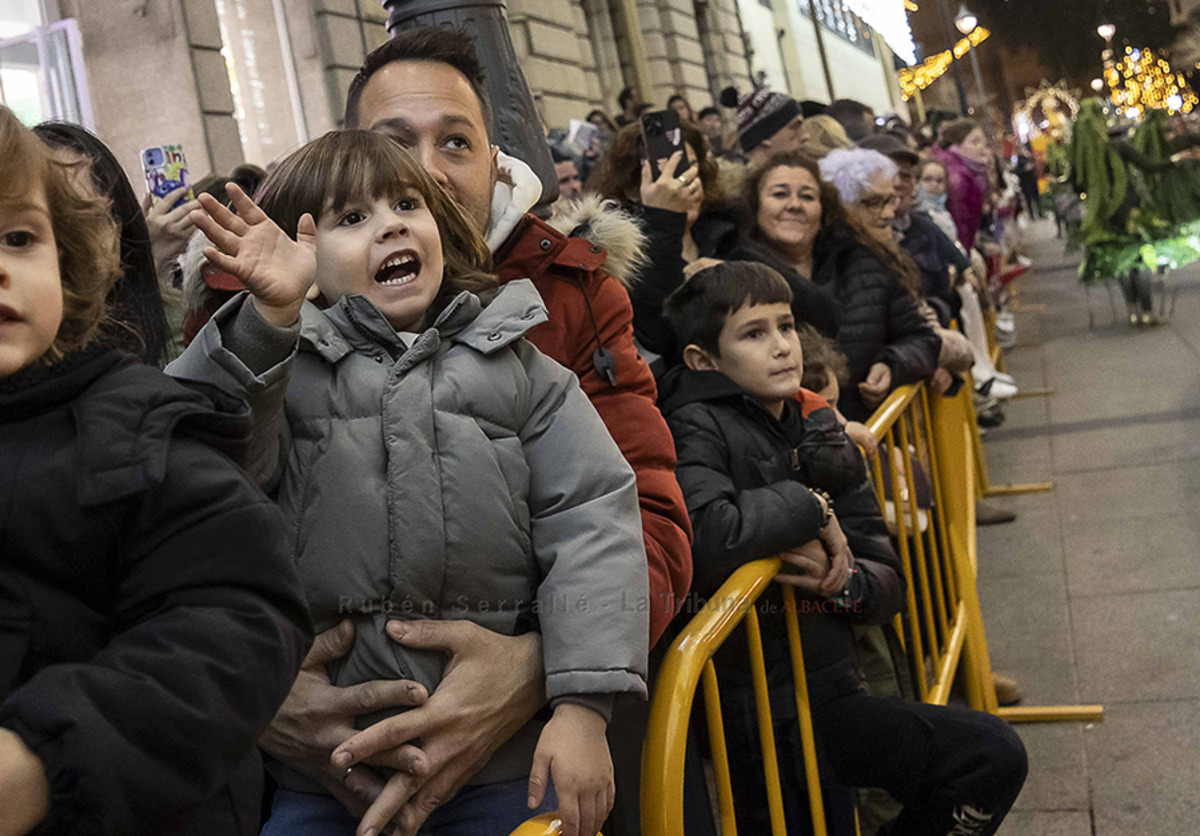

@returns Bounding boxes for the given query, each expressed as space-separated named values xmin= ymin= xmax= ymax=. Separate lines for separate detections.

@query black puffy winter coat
xmin=811 ymin=235 xmax=941 ymax=421
xmin=659 ymin=368 xmax=904 ymax=705
xmin=0 ymin=347 xmax=312 ymax=835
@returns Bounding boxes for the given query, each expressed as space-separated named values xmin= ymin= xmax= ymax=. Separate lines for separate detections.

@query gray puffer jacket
xmin=168 ymin=279 xmax=649 ymax=784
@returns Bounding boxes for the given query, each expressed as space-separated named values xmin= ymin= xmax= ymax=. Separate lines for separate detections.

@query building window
xmin=797 ymin=0 xmax=876 ymax=57
xmin=0 ymin=1 xmax=93 ymax=129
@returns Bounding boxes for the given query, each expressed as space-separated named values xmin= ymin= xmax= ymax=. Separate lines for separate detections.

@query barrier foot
xmin=1008 ymin=387 xmax=1055 ymax=400
xmin=997 ymin=705 xmax=1105 ymax=724
xmin=984 ymin=482 xmax=1054 ymax=497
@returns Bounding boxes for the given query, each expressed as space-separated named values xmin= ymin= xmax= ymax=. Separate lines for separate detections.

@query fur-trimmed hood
xmin=546 ymin=194 xmax=647 ymax=286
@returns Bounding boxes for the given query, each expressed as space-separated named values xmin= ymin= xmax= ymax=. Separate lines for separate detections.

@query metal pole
xmin=936 ymin=0 xmax=969 ymax=115
xmin=805 ymin=0 xmax=836 ymax=101
xmin=968 ymin=41 xmax=986 ymax=111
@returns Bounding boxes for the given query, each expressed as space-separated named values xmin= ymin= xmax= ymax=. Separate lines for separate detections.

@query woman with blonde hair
xmin=798 ymin=114 xmax=855 ymax=159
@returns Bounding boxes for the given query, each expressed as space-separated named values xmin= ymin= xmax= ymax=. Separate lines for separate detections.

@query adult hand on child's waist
xmin=258 ymin=620 xmax=430 ymax=817
xmin=330 ymin=620 xmax=547 ymax=836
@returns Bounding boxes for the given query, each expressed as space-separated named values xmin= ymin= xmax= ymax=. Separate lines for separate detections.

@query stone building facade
xmin=4 ymin=0 xmax=902 ymax=187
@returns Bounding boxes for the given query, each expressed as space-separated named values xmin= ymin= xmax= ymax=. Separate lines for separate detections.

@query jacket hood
xmin=487 ymin=151 xmax=543 ymax=252
xmin=297 ymin=279 xmax=549 ymax=365
xmin=546 ymin=194 xmax=647 ymax=285
xmin=2 ymin=347 xmax=254 ymax=506
xmin=657 ymin=365 xmax=753 ymax=416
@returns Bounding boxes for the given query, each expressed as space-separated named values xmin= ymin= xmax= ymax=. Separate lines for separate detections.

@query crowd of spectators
xmin=0 ymin=27 xmax=1042 ymax=836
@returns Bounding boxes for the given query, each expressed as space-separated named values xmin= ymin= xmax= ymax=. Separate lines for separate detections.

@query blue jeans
xmin=261 ymin=779 xmax=559 ymax=836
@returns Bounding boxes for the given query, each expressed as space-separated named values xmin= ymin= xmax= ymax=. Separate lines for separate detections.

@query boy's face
xmin=314 ymin=190 xmax=444 ymax=332
xmin=0 ymin=181 xmax=63 ymax=376
xmin=685 ymin=302 xmax=803 ymax=416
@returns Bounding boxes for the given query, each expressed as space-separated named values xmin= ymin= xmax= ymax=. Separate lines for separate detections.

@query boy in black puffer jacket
xmin=659 ymin=261 xmax=1026 ymax=836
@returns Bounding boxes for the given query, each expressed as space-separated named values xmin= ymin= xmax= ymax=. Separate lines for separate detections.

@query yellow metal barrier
xmin=607 ymin=375 xmax=1104 ymax=836
xmin=640 ymin=559 xmax=828 ymax=836
xmin=507 ymin=813 xmax=604 ymax=836
xmin=866 ymin=382 xmax=1102 ymax=725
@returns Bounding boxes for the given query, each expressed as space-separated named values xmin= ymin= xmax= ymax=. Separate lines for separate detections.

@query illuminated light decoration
xmin=841 ymin=0 xmax=917 ymax=63
xmin=898 ymin=26 xmax=989 ymax=99
xmin=1012 ymin=80 xmax=1080 ymax=140
xmin=1104 ymin=46 xmax=1199 ymax=118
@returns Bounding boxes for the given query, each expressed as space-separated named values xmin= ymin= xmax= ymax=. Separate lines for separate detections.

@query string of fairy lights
xmin=898 ymin=26 xmax=990 ymax=100
xmin=1103 ymin=46 xmax=1199 ymax=119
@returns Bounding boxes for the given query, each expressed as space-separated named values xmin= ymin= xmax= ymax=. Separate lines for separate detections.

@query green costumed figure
xmin=1066 ymin=100 xmax=1200 ymax=324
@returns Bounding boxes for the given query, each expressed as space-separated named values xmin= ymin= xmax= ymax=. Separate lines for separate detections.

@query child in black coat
xmin=0 ymin=105 xmax=312 ymax=835
xmin=659 ymin=261 xmax=1026 ymax=836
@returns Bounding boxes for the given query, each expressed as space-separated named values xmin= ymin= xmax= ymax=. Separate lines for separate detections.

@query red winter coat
xmin=494 ymin=197 xmax=693 ymax=645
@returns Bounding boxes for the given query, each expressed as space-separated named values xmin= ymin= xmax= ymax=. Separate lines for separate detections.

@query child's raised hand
xmin=189 ymin=183 xmax=317 ymax=328
xmin=528 ymin=703 xmax=613 ymax=836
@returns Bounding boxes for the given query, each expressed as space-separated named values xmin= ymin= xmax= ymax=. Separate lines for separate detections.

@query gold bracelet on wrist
xmin=812 ymin=488 xmax=834 ymax=529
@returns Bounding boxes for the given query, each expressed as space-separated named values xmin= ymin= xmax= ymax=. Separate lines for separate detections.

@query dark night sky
xmin=910 ymin=0 xmax=1184 ymax=86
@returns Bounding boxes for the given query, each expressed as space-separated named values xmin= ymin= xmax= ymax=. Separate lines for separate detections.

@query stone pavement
xmin=978 ymin=219 xmax=1200 ymax=835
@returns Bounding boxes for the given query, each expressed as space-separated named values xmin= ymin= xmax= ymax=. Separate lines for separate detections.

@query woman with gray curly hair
xmin=820 ymin=148 xmax=976 ymax=396
xmin=819 ymin=147 xmax=900 ymax=245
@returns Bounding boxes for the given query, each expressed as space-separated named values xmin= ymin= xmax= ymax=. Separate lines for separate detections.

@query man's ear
xmin=489 ymin=144 xmax=500 ymax=186
xmin=683 ymin=344 xmax=719 ymax=372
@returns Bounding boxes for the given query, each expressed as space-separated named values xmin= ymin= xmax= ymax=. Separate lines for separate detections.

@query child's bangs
xmin=321 ymin=134 xmax=428 ymax=217
xmin=0 ymin=111 xmax=49 ymax=206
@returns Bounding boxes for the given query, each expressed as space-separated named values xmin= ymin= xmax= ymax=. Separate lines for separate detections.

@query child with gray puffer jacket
xmin=168 ymin=131 xmax=649 ymax=836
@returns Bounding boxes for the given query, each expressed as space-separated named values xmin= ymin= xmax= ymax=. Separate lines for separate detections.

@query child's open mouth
xmin=374 ymin=251 xmax=421 ymax=287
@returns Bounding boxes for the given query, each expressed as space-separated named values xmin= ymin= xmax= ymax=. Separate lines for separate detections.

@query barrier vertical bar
xmin=882 ymin=426 xmax=930 ymax=700
xmin=781 ymin=586 xmax=828 ymax=836
xmin=898 ymin=413 xmax=947 ymax=652
xmin=701 ymin=662 xmax=739 ymax=836
xmin=745 ymin=607 xmax=789 ymax=834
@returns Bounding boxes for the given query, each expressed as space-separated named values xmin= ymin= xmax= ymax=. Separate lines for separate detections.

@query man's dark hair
xmin=698 ymin=106 xmax=720 ymax=121
xmin=829 ymin=98 xmax=874 ymax=140
xmin=618 ymin=87 xmax=636 ymax=111
xmin=663 ymin=261 xmax=793 ymax=356
xmin=344 ymin=27 xmax=493 ymax=134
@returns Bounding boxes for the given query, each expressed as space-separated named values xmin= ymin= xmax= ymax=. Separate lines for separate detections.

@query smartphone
xmin=141 ymin=144 xmax=193 ymax=208
xmin=641 ymin=109 xmax=690 ymax=180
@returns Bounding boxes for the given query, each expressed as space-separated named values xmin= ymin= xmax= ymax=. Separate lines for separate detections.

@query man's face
xmin=357 ymin=61 xmax=498 ymax=235
xmin=554 ymin=160 xmax=582 ymax=202
xmin=700 ymin=113 xmax=722 ymax=136
xmin=747 ymin=114 xmax=805 ymax=166
xmin=893 ymin=159 xmax=916 ymax=218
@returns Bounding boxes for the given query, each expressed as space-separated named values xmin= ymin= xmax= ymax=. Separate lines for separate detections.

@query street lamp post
xmin=936 ymin=0 xmax=970 ymax=115
xmin=955 ymin=3 xmax=988 ymax=116
xmin=1098 ymin=21 xmax=1116 ymax=106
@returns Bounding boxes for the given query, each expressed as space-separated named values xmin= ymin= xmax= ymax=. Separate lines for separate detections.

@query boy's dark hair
xmin=618 ymin=87 xmax=636 ymax=110
xmin=697 ymin=106 xmax=720 ymax=121
xmin=829 ymin=99 xmax=875 ymax=139
xmin=344 ymin=28 xmax=493 ymax=135
xmin=798 ymin=324 xmax=850 ymax=393
xmin=663 ymin=261 xmax=793 ymax=356
xmin=548 ymin=144 xmax=573 ymax=164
